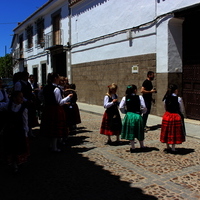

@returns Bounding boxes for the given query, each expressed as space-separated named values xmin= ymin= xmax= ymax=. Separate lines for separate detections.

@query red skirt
xmin=160 ymin=112 xmax=185 ymax=144
xmin=6 ymin=137 xmax=30 ymax=165
xmin=100 ymin=111 xmax=122 ymax=136
xmin=41 ymin=105 xmax=68 ymax=138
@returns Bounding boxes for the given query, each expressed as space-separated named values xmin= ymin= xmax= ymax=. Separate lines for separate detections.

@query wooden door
xmin=53 ymin=14 xmax=60 ymax=45
xmin=182 ymin=10 xmax=200 ymax=120
xmin=183 ymin=65 xmax=200 ymax=119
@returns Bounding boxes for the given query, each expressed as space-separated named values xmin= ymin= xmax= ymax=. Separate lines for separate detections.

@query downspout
xmin=67 ymin=1 xmax=72 ymax=83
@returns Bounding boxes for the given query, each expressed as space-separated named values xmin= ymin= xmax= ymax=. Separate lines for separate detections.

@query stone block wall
xmin=72 ymin=53 xmax=182 ymax=116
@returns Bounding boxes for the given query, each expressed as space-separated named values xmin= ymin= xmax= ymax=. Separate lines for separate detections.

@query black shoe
xmin=113 ymin=141 xmax=122 ymax=146
xmin=163 ymin=148 xmax=172 ymax=153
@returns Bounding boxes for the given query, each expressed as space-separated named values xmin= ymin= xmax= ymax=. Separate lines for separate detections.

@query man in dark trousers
xmin=141 ymin=71 xmax=157 ymax=130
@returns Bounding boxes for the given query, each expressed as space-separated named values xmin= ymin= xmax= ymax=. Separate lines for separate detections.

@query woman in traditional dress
xmin=119 ymin=85 xmax=147 ymax=152
xmin=100 ymin=83 xmax=122 ymax=145
xmin=63 ymin=83 xmax=81 ymax=133
xmin=0 ymin=91 xmax=29 ymax=172
xmin=160 ymin=84 xmax=186 ymax=153
xmin=41 ymin=73 xmax=73 ymax=152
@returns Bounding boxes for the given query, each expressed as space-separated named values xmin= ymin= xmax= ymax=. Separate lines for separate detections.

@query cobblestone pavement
xmin=0 ymin=111 xmax=200 ymax=199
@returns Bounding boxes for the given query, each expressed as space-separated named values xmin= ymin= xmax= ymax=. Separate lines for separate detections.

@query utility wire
xmin=72 ymin=12 xmax=174 ymax=48
xmin=0 ymin=22 xmax=18 ymax=24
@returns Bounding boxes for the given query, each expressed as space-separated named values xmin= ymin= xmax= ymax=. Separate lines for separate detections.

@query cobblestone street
xmin=72 ymin=111 xmax=200 ymax=200
xmin=0 ymin=110 xmax=200 ymax=199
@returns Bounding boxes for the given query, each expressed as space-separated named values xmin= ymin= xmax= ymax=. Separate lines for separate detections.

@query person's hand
xmin=151 ymin=89 xmax=157 ymax=93
xmin=112 ymin=99 xmax=118 ymax=103
xmin=68 ymin=94 xmax=73 ymax=98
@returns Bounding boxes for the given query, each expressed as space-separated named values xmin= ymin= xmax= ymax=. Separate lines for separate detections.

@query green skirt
xmin=121 ymin=112 xmax=144 ymax=141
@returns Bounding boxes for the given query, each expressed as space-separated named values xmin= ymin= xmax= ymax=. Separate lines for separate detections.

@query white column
xmin=156 ymin=14 xmax=173 ymax=73
xmin=156 ymin=14 xmax=183 ymax=73
xmin=168 ymin=18 xmax=184 ymax=73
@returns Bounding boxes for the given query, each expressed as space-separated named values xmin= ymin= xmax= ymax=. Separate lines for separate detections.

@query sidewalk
xmin=77 ymin=102 xmax=200 ymax=139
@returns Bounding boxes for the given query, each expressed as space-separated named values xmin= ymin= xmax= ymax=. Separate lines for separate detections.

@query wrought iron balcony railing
xmin=13 ymin=48 xmax=24 ymax=60
xmin=44 ymin=29 xmax=63 ymax=49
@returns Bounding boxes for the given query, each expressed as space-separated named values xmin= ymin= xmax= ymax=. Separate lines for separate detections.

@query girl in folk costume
xmin=63 ymin=83 xmax=81 ymax=133
xmin=0 ymin=91 xmax=29 ymax=172
xmin=41 ymin=73 xmax=73 ymax=152
xmin=119 ymin=85 xmax=147 ymax=152
xmin=100 ymin=83 xmax=122 ymax=145
xmin=160 ymin=84 xmax=186 ymax=153
xmin=58 ymin=76 xmax=66 ymax=92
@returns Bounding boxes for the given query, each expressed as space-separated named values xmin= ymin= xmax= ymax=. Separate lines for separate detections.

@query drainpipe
xmin=67 ymin=1 xmax=72 ymax=84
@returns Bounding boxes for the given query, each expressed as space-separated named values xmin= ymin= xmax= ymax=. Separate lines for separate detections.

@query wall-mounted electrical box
xmin=132 ymin=65 xmax=139 ymax=73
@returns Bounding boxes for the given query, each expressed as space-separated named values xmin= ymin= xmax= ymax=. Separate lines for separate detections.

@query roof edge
xmin=69 ymin=0 xmax=83 ymax=7
xmin=13 ymin=0 xmax=54 ymax=31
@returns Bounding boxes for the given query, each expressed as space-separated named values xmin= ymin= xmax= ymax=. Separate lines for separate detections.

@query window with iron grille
xmin=36 ymin=18 xmax=44 ymax=47
xmin=26 ymin=25 xmax=33 ymax=49
xmin=19 ymin=34 xmax=24 ymax=58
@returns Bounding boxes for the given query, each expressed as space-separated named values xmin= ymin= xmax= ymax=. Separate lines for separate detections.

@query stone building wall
xmin=72 ymin=53 xmax=158 ymax=115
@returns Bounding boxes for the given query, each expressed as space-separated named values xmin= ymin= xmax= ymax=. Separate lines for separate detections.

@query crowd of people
xmin=0 ymin=71 xmax=81 ymax=172
xmin=100 ymin=71 xmax=186 ymax=154
xmin=0 ymin=70 xmax=186 ymax=172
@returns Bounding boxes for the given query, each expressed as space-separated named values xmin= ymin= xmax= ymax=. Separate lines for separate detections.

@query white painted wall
xmin=71 ymin=0 xmax=157 ymax=64
xmin=12 ymin=0 xmax=70 ymax=85
xmin=156 ymin=14 xmax=172 ymax=73
xmin=12 ymin=0 xmax=200 ymax=80
xmin=168 ymin=18 xmax=183 ymax=73
xmin=71 ymin=0 xmax=200 ymax=75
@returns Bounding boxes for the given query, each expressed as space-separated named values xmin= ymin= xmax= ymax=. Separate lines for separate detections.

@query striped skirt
xmin=160 ymin=111 xmax=185 ymax=144
xmin=121 ymin=112 xmax=144 ymax=141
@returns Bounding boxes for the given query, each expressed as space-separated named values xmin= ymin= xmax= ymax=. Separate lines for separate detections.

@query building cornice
xmin=69 ymin=0 xmax=83 ymax=7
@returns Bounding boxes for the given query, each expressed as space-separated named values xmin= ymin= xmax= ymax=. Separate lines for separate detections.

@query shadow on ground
xmin=169 ymin=148 xmax=195 ymax=155
xmin=148 ymin=124 xmax=162 ymax=131
xmin=0 ymin=128 xmax=158 ymax=200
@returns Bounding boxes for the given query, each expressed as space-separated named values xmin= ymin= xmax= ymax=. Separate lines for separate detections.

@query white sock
xmin=130 ymin=140 xmax=135 ymax=149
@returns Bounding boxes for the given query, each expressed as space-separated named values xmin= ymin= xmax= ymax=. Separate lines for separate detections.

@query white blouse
xmin=119 ymin=94 xmax=147 ymax=114
xmin=0 ymin=89 xmax=9 ymax=105
xmin=14 ymin=80 xmax=29 ymax=102
xmin=103 ymin=94 xmax=118 ymax=109
xmin=53 ymin=84 xmax=71 ymax=106
xmin=0 ymin=102 xmax=29 ymax=137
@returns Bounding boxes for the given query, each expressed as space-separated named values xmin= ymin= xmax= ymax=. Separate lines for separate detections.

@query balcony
xmin=35 ymin=37 xmax=45 ymax=49
xmin=13 ymin=48 xmax=24 ymax=61
xmin=44 ymin=29 xmax=64 ymax=51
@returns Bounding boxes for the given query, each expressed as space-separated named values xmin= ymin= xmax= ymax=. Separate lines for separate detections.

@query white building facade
xmin=11 ymin=0 xmax=200 ymax=119
xmin=11 ymin=0 xmax=71 ymax=86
